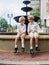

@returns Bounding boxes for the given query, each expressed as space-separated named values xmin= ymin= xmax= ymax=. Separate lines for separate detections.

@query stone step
xmin=0 ymin=59 xmax=49 ymax=65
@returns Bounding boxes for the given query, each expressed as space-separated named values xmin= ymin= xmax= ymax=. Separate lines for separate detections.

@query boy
xmin=28 ymin=15 xmax=41 ymax=56
xmin=14 ymin=16 xmax=26 ymax=53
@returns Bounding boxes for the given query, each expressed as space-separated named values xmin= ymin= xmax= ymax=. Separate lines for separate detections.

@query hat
xmin=28 ymin=15 xmax=34 ymax=19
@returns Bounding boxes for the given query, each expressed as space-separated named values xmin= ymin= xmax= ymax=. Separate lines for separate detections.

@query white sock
xmin=35 ymin=44 xmax=38 ymax=47
xmin=15 ymin=45 xmax=18 ymax=48
xmin=22 ymin=43 xmax=25 ymax=48
xmin=30 ymin=46 xmax=33 ymax=50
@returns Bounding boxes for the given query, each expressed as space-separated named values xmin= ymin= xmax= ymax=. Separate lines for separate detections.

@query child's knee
xmin=34 ymin=32 xmax=39 ymax=38
xmin=21 ymin=34 xmax=25 ymax=38
xmin=29 ymin=32 xmax=34 ymax=38
xmin=15 ymin=34 xmax=20 ymax=39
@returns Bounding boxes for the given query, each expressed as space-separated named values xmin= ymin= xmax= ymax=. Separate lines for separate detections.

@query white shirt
xmin=28 ymin=21 xmax=41 ymax=33
xmin=17 ymin=23 xmax=26 ymax=33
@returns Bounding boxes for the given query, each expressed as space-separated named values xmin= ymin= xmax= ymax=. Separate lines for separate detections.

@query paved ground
xmin=0 ymin=51 xmax=49 ymax=61
xmin=0 ymin=51 xmax=49 ymax=64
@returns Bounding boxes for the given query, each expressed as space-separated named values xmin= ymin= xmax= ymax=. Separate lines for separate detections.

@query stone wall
xmin=0 ymin=34 xmax=49 ymax=52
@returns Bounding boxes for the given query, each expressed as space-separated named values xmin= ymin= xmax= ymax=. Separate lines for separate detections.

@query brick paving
xmin=0 ymin=51 xmax=49 ymax=61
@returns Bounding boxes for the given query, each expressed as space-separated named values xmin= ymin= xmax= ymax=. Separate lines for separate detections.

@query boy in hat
xmin=28 ymin=15 xmax=41 ymax=56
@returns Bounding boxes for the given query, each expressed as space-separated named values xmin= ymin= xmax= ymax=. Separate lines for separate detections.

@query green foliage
xmin=0 ymin=18 xmax=8 ymax=32
xmin=8 ymin=24 xmax=13 ymax=28
xmin=12 ymin=25 xmax=17 ymax=30
xmin=37 ymin=19 xmax=41 ymax=28
xmin=31 ymin=10 xmax=41 ymax=28
xmin=31 ymin=10 xmax=40 ymax=17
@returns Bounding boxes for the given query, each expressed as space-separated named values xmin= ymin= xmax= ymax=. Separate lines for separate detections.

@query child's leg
xmin=15 ymin=38 xmax=18 ymax=48
xmin=35 ymin=38 xmax=40 ymax=51
xmin=14 ymin=34 xmax=19 ymax=53
xmin=30 ymin=38 xmax=33 ymax=50
xmin=21 ymin=37 xmax=25 ymax=48
xmin=21 ymin=34 xmax=25 ymax=52
xmin=29 ymin=32 xmax=34 ymax=55
xmin=21 ymin=37 xmax=25 ymax=52
xmin=34 ymin=32 xmax=39 ymax=47
xmin=29 ymin=32 xmax=34 ymax=49
xmin=35 ymin=37 xmax=39 ymax=47
xmin=34 ymin=32 xmax=40 ymax=51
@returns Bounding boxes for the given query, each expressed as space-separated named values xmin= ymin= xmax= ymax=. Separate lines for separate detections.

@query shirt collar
xmin=30 ymin=21 xmax=34 ymax=25
xmin=20 ymin=23 xmax=24 ymax=26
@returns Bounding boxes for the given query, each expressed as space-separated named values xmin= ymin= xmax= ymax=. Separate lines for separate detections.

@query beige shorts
xmin=29 ymin=32 xmax=39 ymax=38
xmin=16 ymin=33 xmax=25 ymax=38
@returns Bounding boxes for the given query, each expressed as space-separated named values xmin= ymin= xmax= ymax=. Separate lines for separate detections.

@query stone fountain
xmin=14 ymin=0 xmax=32 ymax=34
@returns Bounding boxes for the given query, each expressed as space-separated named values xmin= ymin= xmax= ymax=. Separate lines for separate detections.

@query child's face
xmin=28 ymin=18 xmax=34 ymax=23
xmin=20 ymin=19 xmax=25 ymax=24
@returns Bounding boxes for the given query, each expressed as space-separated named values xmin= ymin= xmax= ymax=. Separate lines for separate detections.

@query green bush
xmin=31 ymin=10 xmax=40 ymax=17
xmin=31 ymin=10 xmax=41 ymax=28
xmin=0 ymin=18 xmax=8 ymax=32
xmin=12 ymin=25 xmax=17 ymax=30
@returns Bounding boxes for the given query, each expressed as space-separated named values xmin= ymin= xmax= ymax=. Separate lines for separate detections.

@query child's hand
xmin=19 ymin=32 xmax=24 ymax=35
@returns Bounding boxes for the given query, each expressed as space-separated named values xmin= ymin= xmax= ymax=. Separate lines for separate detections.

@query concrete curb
xmin=0 ymin=60 xmax=49 ymax=65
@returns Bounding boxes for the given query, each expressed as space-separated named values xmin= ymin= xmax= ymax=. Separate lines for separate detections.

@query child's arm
xmin=19 ymin=25 xmax=26 ymax=35
xmin=27 ymin=24 xmax=31 ymax=35
xmin=22 ymin=24 xmax=26 ymax=33
xmin=19 ymin=32 xmax=25 ymax=35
